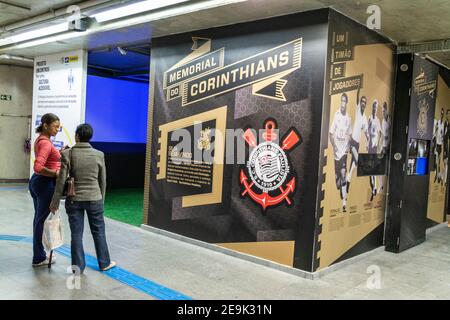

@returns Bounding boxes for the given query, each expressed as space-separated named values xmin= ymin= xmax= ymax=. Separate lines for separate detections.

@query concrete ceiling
xmin=0 ymin=0 xmax=449 ymax=68
xmin=0 ymin=0 xmax=84 ymax=26
xmin=149 ymin=0 xmax=450 ymax=43
xmin=88 ymin=43 xmax=150 ymax=82
xmin=429 ymin=52 xmax=450 ymax=69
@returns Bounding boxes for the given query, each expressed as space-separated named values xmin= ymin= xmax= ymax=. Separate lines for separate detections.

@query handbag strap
xmin=68 ymin=148 xmax=73 ymax=178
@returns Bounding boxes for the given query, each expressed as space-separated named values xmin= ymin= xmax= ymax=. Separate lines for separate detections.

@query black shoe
xmin=343 ymin=205 xmax=347 ymax=213
xmin=370 ymin=192 xmax=374 ymax=202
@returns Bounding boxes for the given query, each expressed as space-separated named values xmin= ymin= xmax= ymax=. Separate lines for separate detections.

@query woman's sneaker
xmin=32 ymin=255 xmax=56 ymax=267
xmin=101 ymin=261 xmax=116 ymax=271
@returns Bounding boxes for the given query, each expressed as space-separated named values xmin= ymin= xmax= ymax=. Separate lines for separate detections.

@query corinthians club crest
xmin=240 ymin=119 xmax=301 ymax=212
xmin=417 ymin=99 xmax=429 ymax=138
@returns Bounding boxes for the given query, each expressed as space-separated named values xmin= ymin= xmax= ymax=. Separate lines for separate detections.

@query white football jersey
xmin=330 ymin=110 xmax=352 ymax=160
xmin=436 ymin=119 xmax=444 ymax=145
xmin=368 ymin=115 xmax=381 ymax=149
xmin=352 ymin=105 xmax=368 ymax=144
xmin=381 ymin=117 xmax=391 ymax=148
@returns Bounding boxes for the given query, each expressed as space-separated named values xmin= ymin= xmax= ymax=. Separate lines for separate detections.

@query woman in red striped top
xmin=29 ymin=113 xmax=63 ymax=267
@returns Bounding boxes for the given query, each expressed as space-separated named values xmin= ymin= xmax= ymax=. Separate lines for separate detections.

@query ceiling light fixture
xmin=10 ymin=30 xmax=91 ymax=49
xmin=0 ymin=0 xmax=247 ymax=51
xmin=0 ymin=53 xmax=34 ymax=63
xmin=0 ymin=23 xmax=68 ymax=47
xmin=99 ymin=0 xmax=247 ymax=32
xmin=91 ymin=0 xmax=190 ymax=23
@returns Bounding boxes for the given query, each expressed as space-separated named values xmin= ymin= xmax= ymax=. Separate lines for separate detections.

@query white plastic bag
xmin=43 ymin=212 xmax=64 ymax=251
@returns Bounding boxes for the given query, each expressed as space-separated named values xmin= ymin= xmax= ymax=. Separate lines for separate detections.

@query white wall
xmin=0 ymin=65 xmax=33 ymax=180
xmin=30 ymin=50 xmax=87 ymax=179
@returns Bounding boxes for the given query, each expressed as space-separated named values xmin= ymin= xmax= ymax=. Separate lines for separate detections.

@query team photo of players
xmin=432 ymin=107 xmax=450 ymax=185
xmin=329 ymin=88 xmax=391 ymax=213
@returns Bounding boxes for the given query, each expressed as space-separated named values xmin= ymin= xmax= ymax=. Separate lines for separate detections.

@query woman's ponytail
xmin=35 ymin=124 xmax=43 ymax=133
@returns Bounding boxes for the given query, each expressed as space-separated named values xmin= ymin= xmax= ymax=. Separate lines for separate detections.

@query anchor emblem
xmin=240 ymin=119 xmax=301 ymax=211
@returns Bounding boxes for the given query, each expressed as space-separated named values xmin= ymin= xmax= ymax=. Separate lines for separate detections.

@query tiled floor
xmin=1 ymin=184 xmax=449 ymax=300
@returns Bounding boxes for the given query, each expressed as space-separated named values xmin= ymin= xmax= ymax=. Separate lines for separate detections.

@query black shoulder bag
xmin=63 ymin=149 xmax=76 ymax=198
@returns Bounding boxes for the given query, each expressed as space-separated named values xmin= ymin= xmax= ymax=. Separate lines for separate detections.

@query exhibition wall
xmin=315 ymin=10 xmax=395 ymax=270
xmin=427 ymin=71 xmax=450 ymax=224
xmin=386 ymin=55 xmax=439 ymax=252
xmin=144 ymin=8 xmax=397 ymax=272
xmin=0 ymin=65 xmax=33 ymax=180
xmin=145 ymin=8 xmax=329 ymax=272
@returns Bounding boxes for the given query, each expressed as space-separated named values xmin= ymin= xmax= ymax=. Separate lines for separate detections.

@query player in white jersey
xmin=367 ymin=100 xmax=381 ymax=201
xmin=347 ymin=87 xmax=368 ymax=194
xmin=434 ymin=108 xmax=445 ymax=184
xmin=329 ymin=93 xmax=352 ymax=213
xmin=379 ymin=102 xmax=391 ymax=192
xmin=381 ymin=102 xmax=391 ymax=154
xmin=444 ymin=110 xmax=450 ymax=184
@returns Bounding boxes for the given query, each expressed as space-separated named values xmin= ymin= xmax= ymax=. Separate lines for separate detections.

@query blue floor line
xmin=0 ymin=186 xmax=27 ymax=191
xmin=0 ymin=234 xmax=193 ymax=300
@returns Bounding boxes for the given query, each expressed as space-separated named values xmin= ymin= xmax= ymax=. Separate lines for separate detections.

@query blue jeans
xmin=65 ymin=200 xmax=111 ymax=272
xmin=29 ymin=174 xmax=56 ymax=264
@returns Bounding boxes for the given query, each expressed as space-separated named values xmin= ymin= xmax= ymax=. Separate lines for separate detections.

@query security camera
xmin=68 ymin=17 xmax=91 ymax=32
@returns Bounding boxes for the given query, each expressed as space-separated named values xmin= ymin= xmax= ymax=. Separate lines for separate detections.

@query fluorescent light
xmin=12 ymin=30 xmax=92 ymax=49
xmin=0 ymin=0 xmax=188 ymax=46
xmin=0 ymin=54 xmax=33 ymax=63
xmin=0 ymin=0 xmax=247 ymax=51
xmin=0 ymin=23 xmax=68 ymax=47
xmin=99 ymin=0 xmax=247 ymax=32
xmin=92 ymin=0 xmax=190 ymax=23
xmin=0 ymin=37 xmax=15 ymax=47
